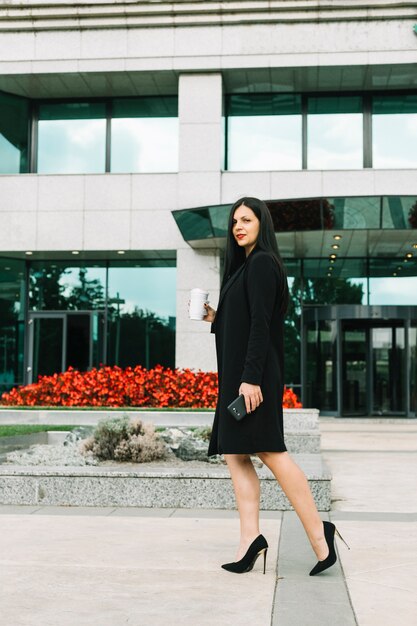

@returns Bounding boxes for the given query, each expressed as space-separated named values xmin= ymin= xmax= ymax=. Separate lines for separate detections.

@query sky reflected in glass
xmin=108 ymin=267 xmax=176 ymax=319
xmin=308 ymin=114 xmax=363 ymax=169
xmin=373 ymin=114 xmax=417 ymax=168
xmin=111 ymin=118 xmax=178 ymax=173
xmin=38 ymin=119 xmax=106 ymax=174
xmin=227 ymin=115 xmax=302 ymax=170
xmin=369 ymin=277 xmax=417 ymax=305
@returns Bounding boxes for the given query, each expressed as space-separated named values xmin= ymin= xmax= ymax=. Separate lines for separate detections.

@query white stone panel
xmin=131 ymin=174 xmax=178 ymax=211
xmin=175 ymin=248 xmax=221 ymax=291
xmin=174 ymin=27 xmax=222 ymax=57
xmin=130 ymin=210 xmax=183 ymax=249
xmin=270 ymin=171 xmax=323 ymax=200
xmin=80 ymin=30 xmax=128 ymax=59
xmin=38 ymin=176 xmax=84 ymax=212
xmin=321 ymin=170 xmax=376 ymax=197
xmin=127 ymin=28 xmax=175 ymax=58
xmin=175 ymin=247 xmax=220 ymax=370
xmin=0 ymin=176 xmax=38 ymax=213
xmin=34 ymin=31 xmax=82 ymax=61
xmin=0 ymin=212 xmax=37 ymax=249
xmin=175 ymin=330 xmax=218 ymax=372
xmin=178 ymin=172 xmax=221 ymax=208
xmin=179 ymin=123 xmax=222 ymax=172
xmin=37 ymin=211 xmax=84 ymax=249
xmin=221 ymin=172 xmax=271 ymax=203
xmin=178 ymin=74 xmax=223 ymax=124
xmin=84 ymin=175 xmax=131 ymax=212
xmin=0 ymin=32 xmax=35 ymax=61
xmin=84 ymin=210 xmax=130 ymax=249
xmin=373 ymin=170 xmax=417 ymax=196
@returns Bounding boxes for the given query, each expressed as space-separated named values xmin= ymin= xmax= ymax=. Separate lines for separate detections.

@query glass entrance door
xmin=27 ymin=311 xmax=105 ymax=384
xmin=341 ymin=327 xmax=368 ymax=415
xmin=341 ymin=322 xmax=406 ymax=416
xmin=372 ymin=327 xmax=405 ymax=415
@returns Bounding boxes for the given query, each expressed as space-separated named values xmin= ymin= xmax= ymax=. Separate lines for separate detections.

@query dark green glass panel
xmin=305 ymin=320 xmax=337 ymax=411
xmin=112 ymin=96 xmax=178 ymax=118
xmin=39 ymin=102 xmax=106 ymax=120
xmin=227 ymin=93 xmax=302 ymax=116
xmin=0 ymin=258 xmax=26 ymax=393
xmin=32 ymin=317 xmax=64 ymax=380
xmin=268 ymin=199 xmax=324 ymax=231
xmin=370 ymin=258 xmax=417 ymax=278
xmin=382 ymin=196 xmax=417 ymax=229
xmin=326 ymin=197 xmax=381 ymax=230
xmin=307 ymin=95 xmax=362 ymax=114
xmin=173 ymin=208 xmax=214 ymax=240
xmin=0 ymin=91 xmax=29 ymax=173
xmin=372 ymin=94 xmax=417 ymax=115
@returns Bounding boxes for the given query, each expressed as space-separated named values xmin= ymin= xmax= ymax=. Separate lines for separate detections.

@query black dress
xmin=207 ymin=247 xmax=288 ymax=456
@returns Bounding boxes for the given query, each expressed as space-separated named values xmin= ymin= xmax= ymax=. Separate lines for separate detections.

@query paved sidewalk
xmin=0 ymin=419 xmax=416 ymax=625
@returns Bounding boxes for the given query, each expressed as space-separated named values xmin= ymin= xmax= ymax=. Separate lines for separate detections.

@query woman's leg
xmin=224 ymin=453 xmax=261 ymax=560
xmin=257 ymin=451 xmax=328 ymax=561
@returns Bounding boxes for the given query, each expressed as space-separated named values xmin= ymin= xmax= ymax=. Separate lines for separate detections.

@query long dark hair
xmin=222 ymin=197 xmax=289 ymax=313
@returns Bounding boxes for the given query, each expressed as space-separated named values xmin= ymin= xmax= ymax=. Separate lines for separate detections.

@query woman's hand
xmin=203 ymin=303 xmax=216 ymax=323
xmin=239 ymin=382 xmax=263 ymax=414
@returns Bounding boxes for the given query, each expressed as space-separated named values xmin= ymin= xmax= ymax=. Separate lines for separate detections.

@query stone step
xmin=0 ymin=454 xmax=331 ymax=511
xmin=0 ymin=408 xmax=319 ymax=430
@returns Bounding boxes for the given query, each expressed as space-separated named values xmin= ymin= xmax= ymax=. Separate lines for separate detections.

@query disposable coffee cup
xmin=189 ymin=288 xmax=209 ymax=321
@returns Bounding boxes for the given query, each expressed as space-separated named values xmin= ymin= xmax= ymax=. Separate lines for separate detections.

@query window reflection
xmin=37 ymin=102 xmax=106 ymax=174
xmin=307 ymin=96 xmax=363 ymax=169
xmin=107 ymin=264 xmax=176 ymax=369
xmin=372 ymin=95 xmax=417 ymax=169
xmin=29 ymin=263 xmax=106 ymax=311
xmin=111 ymin=118 xmax=178 ymax=173
xmin=226 ymin=94 xmax=302 ymax=171
xmin=0 ymin=259 xmax=25 ymax=394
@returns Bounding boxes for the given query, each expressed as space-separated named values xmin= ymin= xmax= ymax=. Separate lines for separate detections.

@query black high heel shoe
xmin=309 ymin=520 xmax=350 ymax=576
xmin=222 ymin=534 xmax=268 ymax=574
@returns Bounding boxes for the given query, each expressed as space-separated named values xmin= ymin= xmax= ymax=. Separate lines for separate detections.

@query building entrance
xmin=303 ymin=305 xmax=417 ymax=417
xmin=342 ymin=322 xmax=406 ymax=416
xmin=27 ymin=311 xmax=105 ymax=385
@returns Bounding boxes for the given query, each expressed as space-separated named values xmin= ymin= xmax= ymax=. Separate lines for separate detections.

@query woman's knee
xmin=224 ymin=453 xmax=252 ymax=468
xmin=257 ymin=451 xmax=289 ymax=467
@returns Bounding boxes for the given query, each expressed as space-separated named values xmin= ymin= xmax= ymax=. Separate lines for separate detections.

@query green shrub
xmin=80 ymin=415 xmax=166 ymax=463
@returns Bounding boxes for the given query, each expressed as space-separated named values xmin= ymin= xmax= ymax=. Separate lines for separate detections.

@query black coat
xmin=208 ymin=247 xmax=288 ymax=456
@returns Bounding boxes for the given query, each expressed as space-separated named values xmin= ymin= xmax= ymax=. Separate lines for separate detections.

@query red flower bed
xmin=0 ymin=365 xmax=302 ymax=409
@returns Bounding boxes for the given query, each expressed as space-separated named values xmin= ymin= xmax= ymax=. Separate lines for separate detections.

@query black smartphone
xmin=227 ymin=394 xmax=247 ymax=421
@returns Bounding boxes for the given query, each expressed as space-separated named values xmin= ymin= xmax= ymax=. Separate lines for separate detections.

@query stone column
xmin=175 ymin=73 xmax=223 ymax=371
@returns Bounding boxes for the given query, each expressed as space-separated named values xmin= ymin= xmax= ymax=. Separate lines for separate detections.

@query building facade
xmin=1 ymin=1 xmax=417 ymax=416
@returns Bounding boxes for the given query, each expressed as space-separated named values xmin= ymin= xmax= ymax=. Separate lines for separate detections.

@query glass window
xmin=29 ymin=262 xmax=107 ymax=311
xmin=37 ymin=102 xmax=106 ymax=174
xmin=382 ymin=196 xmax=417 ymax=229
xmin=326 ymin=197 xmax=381 ymax=229
xmin=369 ymin=277 xmax=417 ymax=305
xmin=0 ymin=258 xmax=26 ymax=395
xmin=372 ymin=95 xmax=417 ymax=168
xmin=226 ymin=94 xmax=302 ymax=170
xmin=111 ymin=97 xmax=178 ymax=173
xmin=307 ymin=96 xmax=363 ymax=169
xmin=108 ymin=261 xmax=176 ymax=369
xmin=0 ymin=91 xmax=29 ymax=174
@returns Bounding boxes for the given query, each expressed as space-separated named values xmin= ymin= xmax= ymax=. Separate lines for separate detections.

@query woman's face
xmin=232 ymin=204 xmax=260 ymax=256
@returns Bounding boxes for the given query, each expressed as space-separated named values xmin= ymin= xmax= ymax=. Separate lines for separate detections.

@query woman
xmin=203 ymin=197 xmax=348 ymax=575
